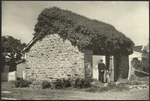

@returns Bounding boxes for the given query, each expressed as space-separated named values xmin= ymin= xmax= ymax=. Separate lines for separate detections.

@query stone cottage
xmin=23 ymin=7 xmax=134 ymax=82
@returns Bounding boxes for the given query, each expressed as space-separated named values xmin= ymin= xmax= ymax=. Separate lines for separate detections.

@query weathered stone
xmin=137 ymin=86 xmax=142 ymax=89
xmin=25 ymin=34 xmax=93 ymax=82
xmin=128 ymin=85 xmax=133 ymax=89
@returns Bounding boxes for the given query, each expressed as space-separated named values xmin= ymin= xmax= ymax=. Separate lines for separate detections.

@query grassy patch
xmin=1 ymin=81 xmax=149 ymax=100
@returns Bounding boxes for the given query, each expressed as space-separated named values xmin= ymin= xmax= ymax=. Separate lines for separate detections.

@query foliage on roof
xmin=33 ymin=7 xmax=134 ymax=55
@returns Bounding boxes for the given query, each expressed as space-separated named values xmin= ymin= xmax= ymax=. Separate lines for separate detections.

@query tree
xmin=2 ymin=35 xmax=27 ymax=62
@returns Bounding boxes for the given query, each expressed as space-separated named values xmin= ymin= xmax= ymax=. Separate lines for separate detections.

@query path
xmin=1 ymin=88 xmax=149 ymax=100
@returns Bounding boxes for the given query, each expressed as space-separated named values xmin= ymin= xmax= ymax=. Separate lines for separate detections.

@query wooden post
xmin=103 ymin=70 xmax=107 ymax=82
xmin=128 ymin=57 xmax=132 ymax=80
xmin=109 ymin=56 xmax=114 ymax=82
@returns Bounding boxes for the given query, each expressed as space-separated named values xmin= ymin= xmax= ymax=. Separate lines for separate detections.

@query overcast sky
xmin=2 ymin=1 xmax=149 ymax=46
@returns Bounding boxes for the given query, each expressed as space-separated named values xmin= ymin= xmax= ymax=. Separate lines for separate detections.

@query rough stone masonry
xmin=25 ymin=34 xmax=93 ymax=82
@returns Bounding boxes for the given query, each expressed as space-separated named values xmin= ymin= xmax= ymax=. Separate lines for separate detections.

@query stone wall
xmin=84 ymin=49 xmax=93 ymax=78
xmin=17 ymin=62 xmax=27 ymax=78
xmin=120 ymin=55 xmax=129 ymax=79
xmin=8 ymin=71 xmax=17 ymax=81
xmin=25 ymin=34 xmax=93 ymax=82
xmin=114 ymin=55 xmax=129 ymax=81
xmin=1 ymin=65 xmax=9 ymax=82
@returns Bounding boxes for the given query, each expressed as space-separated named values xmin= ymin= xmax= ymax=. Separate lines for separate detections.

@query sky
xmin=2 ymin=1 xmax=149 ymax=46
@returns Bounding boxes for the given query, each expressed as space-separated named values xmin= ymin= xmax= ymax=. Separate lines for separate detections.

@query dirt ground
xmin=1 ymin=81 xmax=149 ymax=100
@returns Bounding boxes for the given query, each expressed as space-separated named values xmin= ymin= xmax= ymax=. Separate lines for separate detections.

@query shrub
xmin=62 ymin=78 xmax=71 ymax=87
xmin=53 ymin=78 xmax=72 ymax=89
xmin=48 ymin=78 xmax=91 ymax=89
xmin=54 ymin=79 xmax=64 ymax=89
xmin=74 ymin=78 xmax=91 ymax=88
xmin=82 ymin=79 xmax=91 ymax=88
xmin=90 ymin=79 xmax=104 ymax=88
xmin=74 ymin=78 xmax=80 ymax=88
xmin=42 ymin=80 xmax=51 ymax=89
xmin=28 ymin=79 xmax=43 ymax=89
xmin=17 ymin=77 xmax=23 ymax=81
xmin=13 ymin=79 xmax=30 ymax=88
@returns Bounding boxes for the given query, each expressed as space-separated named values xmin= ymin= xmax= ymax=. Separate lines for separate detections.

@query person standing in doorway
xmin=98 ymin=59 xmax=106 ymax=83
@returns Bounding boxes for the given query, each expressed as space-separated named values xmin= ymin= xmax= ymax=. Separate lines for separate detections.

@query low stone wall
xmin=17 ymin=62 xmax=27 ymax=78
xmin=25 ymin=34 xmax=92 ymax=82
xmin=1 ymin=65 xmax=9 ymax=82
xmin=8 ymin=71 xmax=17 ymax=81
xmin=1 ymin=73 xmax=8 ymax=82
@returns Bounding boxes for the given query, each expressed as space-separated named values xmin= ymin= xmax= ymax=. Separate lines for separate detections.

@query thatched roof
xmin=25 ymin=7 xmax=134 ymax=55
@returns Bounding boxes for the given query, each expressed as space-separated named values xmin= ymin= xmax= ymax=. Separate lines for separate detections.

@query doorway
xmin=92 ymin=55 xmax=115 ymax=82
